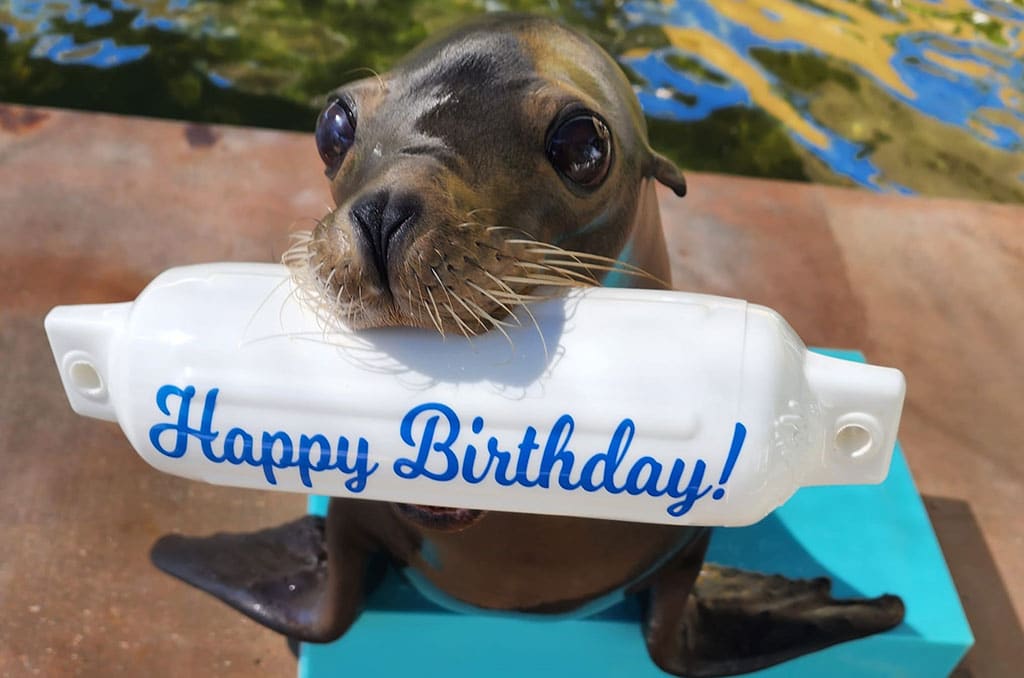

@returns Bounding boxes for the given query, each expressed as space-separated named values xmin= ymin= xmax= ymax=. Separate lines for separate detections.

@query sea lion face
xmin=286 ymin=15 xmax=685 ymax=337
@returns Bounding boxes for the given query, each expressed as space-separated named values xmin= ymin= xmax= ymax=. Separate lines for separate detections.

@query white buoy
xmin=45 ymin=262 xmax=904 ymax=527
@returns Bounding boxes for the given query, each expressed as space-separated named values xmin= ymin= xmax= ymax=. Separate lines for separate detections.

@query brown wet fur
xmin=285 ymin=14 xmax=683 ymax=335
xmin=153 ymin=14 xmax=903 ymax=676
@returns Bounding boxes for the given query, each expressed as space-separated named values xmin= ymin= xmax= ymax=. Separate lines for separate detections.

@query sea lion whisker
xmin=348 ymin=289 xmax=368 ymax=318
xmin=342 ymin=66 xmax=386 ymax=91
xmin=528 ymin=245 xmax=659 ymax=272
xmin=318 ymin=302 xmax=332 ymax=344
xmin=488 ymin=288 xmax=547 ymax=302
xmin=240 ymin=275 xmax=295 ymax=344
xmin=423 ymin=286 xmax=447 ymax=339
xmin=487 ymin=227 xmax=537 ymax=241
xmin=543 ymin=266 xmax=601 ymax=286
xmin=415 ymin=301 xmax=434 ymax=333
xmin=280 ymin=235 xmax=308 ymax=260
xmin=516 ymin=261 xmax=599 ymax=285
xmin=501 ymin=275 xmax=586 ymax=288
xmin=485 ymin=226 xmax=543 ymax=248
xmin=428 ymin=264 xmax=450 ymax=293
xmin=450 ymin=288 xmax=491 ymax=332
xmin=460 ymin=295 xmax=515 ymax=345
xmin=429 ymin=277 xmax=471 ymax=335
xmin=491 ymin=229 xmax=553 ymax=254
xmin=454 ymin=224 xmax=489 ymax=235
xmin=530 ymin=248 xmax=643 ymax=269
xmin=481 ymin=240 xmax=531 ymax=260
xmin=334 ymin=282 xmax=347 ymax=311
xmin=536 ymin=258 xmax=629 ymax=275
xmin=297 ymin=278 xmax=329 ymax=325
xmin=501 ymin=285 xmax=549 ymax=361
xmin=526 ymin=266 xmax=596 ymax=287
xmin=466 ymin=281 xmax=522 ymax=326
xmin=312 ymin=212 xmax=334 ymax=232
xmin=282 ymin=252 xmax=306 ymax=268
xmin=542 ymin=258 xmax=655 ymax=278
xmin=442 ymin=301 xmax=475 ymax=339
xmin=431 ymin=247 xmax=453 ymax=271
xmin=418 ymin=285 xmax=446 ymax=335
xmin=502 ymin=237 xmax=554 ymax=248
xmin=411 ymin=280 xmax=434 ymax=331
xmin=535 ymin=253 xmax=665 ymax=286
xmin=410 ymin=286 xmax=429 ymax=329
xmin=558 ymin=262 xmax=664 ymax=287
xmin=480 ymin=270 xmax=521 ymax=297
xmin=448 ymin=239 xmax=517 ymax=269
xmin=283 ymin=252 xmax=312 ymax=279
xmin=441 ymin=250 xmax=527 ymax=321
xmin=527 ymin=243 xmax=590 ymax=274
xmin=277 ymin=281 xmax=310 ymax=334
xmin=285 ymin=229 xmax=315 ymax=246
xmin=430 ymin=266 xmax=484 ymax=332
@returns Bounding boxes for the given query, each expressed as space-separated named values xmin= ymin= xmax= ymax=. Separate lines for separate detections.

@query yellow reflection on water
xmin=922 ymin=49 xmax=990 ymax=79
xmin=632 ymin=28 xmax=833 ymax=148
xmin=644 ymin=0 xmax=1022 ymax=161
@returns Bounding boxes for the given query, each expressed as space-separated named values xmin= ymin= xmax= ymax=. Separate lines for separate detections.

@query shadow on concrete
xmin=926 ymin=496 xmax=1024 ymax=678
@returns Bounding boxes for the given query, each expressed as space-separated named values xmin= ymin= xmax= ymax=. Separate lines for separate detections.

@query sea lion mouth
xmin=393 ymin=502 xmax=485 ymax=531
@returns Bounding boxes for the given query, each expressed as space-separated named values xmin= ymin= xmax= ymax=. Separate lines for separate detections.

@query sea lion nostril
xmin=381 ymin=193 xmax=422 ymax=258
xmin=349 ymin=191 xmax=422 ymax=288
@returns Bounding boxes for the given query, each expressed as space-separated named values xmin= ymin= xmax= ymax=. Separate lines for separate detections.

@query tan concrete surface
xmin=1 ymin=104 xmax=1021 ymax=676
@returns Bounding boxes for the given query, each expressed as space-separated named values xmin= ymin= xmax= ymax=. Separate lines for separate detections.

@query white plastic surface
xmin=44 ymin=263 xmax=905 ymax=527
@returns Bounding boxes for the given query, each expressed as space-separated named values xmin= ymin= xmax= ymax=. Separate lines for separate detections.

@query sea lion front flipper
xmin=645 ymin=563 xmax=905 ymax=678
xmin=151 ymin=514 xmax=365 ymax=642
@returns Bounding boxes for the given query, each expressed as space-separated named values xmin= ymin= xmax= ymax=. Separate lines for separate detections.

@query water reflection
xmin=2 ymin=0 xmax=1022 ymax=201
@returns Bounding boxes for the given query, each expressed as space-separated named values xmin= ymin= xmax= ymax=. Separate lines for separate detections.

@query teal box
xmin=300 ymin=351 xmax=972 ymax=677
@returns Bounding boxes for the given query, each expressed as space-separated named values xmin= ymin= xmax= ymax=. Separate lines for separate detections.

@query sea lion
xmin=151 ymin=14 xmax=903 ymax=676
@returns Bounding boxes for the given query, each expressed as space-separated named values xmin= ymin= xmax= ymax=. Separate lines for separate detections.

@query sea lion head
xmin=286 ymin=13 xmax=686 ymax=337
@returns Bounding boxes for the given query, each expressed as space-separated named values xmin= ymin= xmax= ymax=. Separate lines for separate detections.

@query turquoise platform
xmin=299 ymin=351 xmax=973 ymax=677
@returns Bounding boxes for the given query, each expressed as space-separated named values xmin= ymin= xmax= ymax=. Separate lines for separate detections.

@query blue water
xmin=2 ymin=0 xmax=1022 ymax=201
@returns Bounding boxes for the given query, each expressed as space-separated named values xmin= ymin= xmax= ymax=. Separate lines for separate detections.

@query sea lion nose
xmin=349 ymin=190 xmax=422 ymax=287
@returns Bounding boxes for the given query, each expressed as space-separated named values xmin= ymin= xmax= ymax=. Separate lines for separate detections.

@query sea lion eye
xmin=546 ymin=114 xmax=611 ymax=188
xmin=315 ymin=98 xmax=356 ymax=176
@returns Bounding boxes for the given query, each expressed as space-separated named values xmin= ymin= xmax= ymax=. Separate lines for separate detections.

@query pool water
xmin=2 ymin=0 xmax=1022 ymax=201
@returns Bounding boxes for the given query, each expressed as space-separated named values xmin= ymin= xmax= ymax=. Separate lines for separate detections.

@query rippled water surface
xmin=2 ymin=0 xmax=1022 ymax=201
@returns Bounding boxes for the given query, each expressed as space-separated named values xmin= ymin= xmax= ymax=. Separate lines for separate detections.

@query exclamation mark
xmin=712 ymin=422 xmax=746 ymax=500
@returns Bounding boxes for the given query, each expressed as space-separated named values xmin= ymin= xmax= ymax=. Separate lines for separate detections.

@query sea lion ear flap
xmin=650 ymin=152 xmax=687 ymax=197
